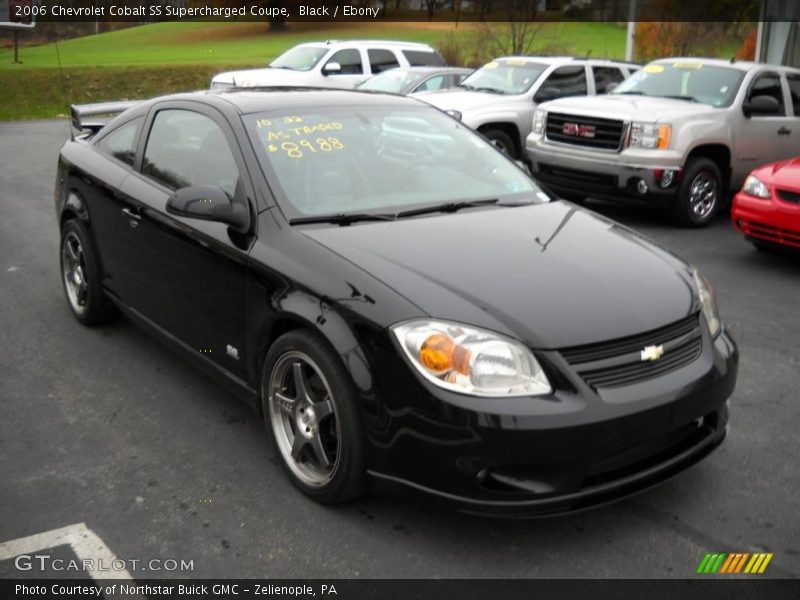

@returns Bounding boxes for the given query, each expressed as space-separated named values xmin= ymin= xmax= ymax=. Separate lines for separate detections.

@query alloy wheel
xmin=61 ymin=231 xmax=88 ymax=316
xmin=268 ymin=351 xmax=341 ymax=487
xmin=688 ymin=171 xmax=718 ymax=220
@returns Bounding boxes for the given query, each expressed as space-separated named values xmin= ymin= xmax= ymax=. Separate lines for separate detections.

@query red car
xmin=732 ymin=158 xmax=800 ymax=250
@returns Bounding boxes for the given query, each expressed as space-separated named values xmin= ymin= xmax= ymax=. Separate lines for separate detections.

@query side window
xmin=748 ymin=73 xmax=786 ymax=116
xmin=142 ymin=109 xmax=239 ymax=198
xmin=97 ymin=117 xmax=142 ymax=166
xmin=402 ymin=49 xmax=446 ymax=67
xmin=326 ymin=49 xmax=363 ymax=75
xmin=368 ymin=49 xmax=400 ymax=74
xmin=416 ymin=75 xmax=446 ymax=92
xmin=593 ymin=66 xmax=625 ymax=94
xmin=787 ymin=73 xmax=800 ymax=116
xmin=536 ymin=66 xmax=588 ymax=101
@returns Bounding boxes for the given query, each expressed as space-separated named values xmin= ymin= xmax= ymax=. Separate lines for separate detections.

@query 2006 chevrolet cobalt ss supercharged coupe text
xmin=55 ymin=89 xmax=738 ymax=515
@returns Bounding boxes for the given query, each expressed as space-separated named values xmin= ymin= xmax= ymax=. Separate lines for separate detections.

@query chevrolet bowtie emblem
xmin=641 ymin=344 xmax=665 ymax=362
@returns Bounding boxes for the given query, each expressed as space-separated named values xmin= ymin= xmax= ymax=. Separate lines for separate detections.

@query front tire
xmin=671 ymin=158 xmax=722 ymax=228
xmin=482 ymin=128 xmax=518 ymax=158
xmin=261 ymin=329 xmax=365 ymax=503
xmin=59 ymin=219 xmax=117 ymax=326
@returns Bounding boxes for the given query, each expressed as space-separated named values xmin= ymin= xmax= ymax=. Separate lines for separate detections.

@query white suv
xmin=211 ymin=40 xmax=446 ymax=90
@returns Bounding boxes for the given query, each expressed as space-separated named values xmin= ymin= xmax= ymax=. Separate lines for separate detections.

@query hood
xmin=301 ymin=202 xmax=696 ymax=349
xmin=419 ymin=89 xmax=514 ymax=114
xmin=541 ymin=94 xmax=717 ymax=123
xmin=212 ymin=67 xmax=310 ymax=87
xmin=757 ymin=157 xmax=800 ymax=189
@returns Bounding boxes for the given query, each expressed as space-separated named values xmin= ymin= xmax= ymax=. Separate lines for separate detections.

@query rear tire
xmin=59 ymin=219 xmax=117 ymax=326
xmin=482 ymin=128 xmax=518 ymax=159
xmin=671 ymin=158 xmax=722 ymax=228
xmin=261 ymin=329 xmax=366 ymax=504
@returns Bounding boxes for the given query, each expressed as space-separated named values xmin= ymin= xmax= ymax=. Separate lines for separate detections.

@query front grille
xmin=777 ymin=189 xmax=800 ymax=204
xmin=561 ymin=314 xmax=702 ymax=389
xmin=538 ymin=162 xmax=618 ymax=191
xmin=545 ymin=112 xmax=625 ymax=150
xmin=739 ymin=219 xmax=800 ymax=248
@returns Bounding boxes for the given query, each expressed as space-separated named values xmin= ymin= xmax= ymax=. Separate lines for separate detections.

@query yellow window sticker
xmin=644 ymin=64 xmax=664 ymax=73
xmin=484 ymin=62 xmax=499 ymax=69
xmin=673 ymin=62 xmax=703 ymax=69
xmin=505 ymin=59 xmax=527 ymax=66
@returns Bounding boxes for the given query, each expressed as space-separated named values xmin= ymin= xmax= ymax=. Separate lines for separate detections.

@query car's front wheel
xmin=261 ymin=330 xmax=365 ymax=503
xmin=482 ymin=128 xmax=518 ymax=158
xmin=60 ymin=219 xmax=117 ymax=326
xmin=671 ymin=158 xmax=722 ymax=227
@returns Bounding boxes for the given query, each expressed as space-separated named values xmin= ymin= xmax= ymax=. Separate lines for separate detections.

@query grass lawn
xmin=0 ymin=21 xmax=627 ymax=120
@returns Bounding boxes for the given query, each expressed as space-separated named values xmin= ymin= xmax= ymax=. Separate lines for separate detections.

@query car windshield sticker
xmin=673 ymin=62 xmax=703 ymax=69
xmin=505 ymin=59 xmax=527 ymax=66
xmin=484 ymin=62 xmax=499 ymax=69
xmin=644 ymin=64 xmax=664 ymax=73
xmin=256 ymin=116 xmax=346 ymax=160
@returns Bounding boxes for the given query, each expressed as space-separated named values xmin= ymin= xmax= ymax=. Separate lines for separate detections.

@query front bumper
xmin=526 ymin=134 xmax=683 ymax=202
xmin=365 ymin=328 xmax=738 ymax=517
xmin=732 ymin=192 xmax=800 ymax=249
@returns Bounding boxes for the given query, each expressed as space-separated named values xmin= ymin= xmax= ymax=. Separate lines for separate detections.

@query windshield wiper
xmin=662 ymin=94 xmax=700 ymax=103
xmin=395 ymin=198 xmax=499 ymax=219
xmin=289 ymin=212 xmax=396 ymax=226
xmin=616 ymin=90 xmax=646 ymax=96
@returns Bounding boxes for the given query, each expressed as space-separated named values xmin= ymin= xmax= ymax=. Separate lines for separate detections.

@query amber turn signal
xmin=419 ymin=333 xmax=471 ymax=375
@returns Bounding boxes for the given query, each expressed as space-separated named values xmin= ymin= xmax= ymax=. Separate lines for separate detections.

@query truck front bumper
xmin=526 ymin=136 xmax=684 ymax=202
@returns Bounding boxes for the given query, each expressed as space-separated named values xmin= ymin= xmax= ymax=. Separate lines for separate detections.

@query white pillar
xmin=625 ymin=0 xmax=637 ymax=62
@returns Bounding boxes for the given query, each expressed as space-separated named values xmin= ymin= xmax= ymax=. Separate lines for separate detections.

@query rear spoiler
xmin=70 ymin=100 xmax=141 ymax=135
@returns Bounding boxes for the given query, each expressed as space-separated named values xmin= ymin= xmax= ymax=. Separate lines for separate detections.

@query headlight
xmin=391 ymin=320 xmax=552 ymax=397
xmin=692 ymin=268 xmax=721 ymax=338
xmin=628 ymin=122 xmax=671 ymax=149
xmin=533 ymin=109 xmax=547 ymax=134
xmin=742 ymin=174 xmax=771 ymax=199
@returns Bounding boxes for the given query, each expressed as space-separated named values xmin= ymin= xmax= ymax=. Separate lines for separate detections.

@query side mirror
xmin=322 ymin=62 xmax=342 ymax=75
xmin=534 ymin=86 xmax=561 ymax=103
xmin=605 ymin=82 xmax=619 ymax=93
xmin=743 ymin=95 xmax=780 ymax=117
xmin=166 ymin=185 xmax=249 ymax=233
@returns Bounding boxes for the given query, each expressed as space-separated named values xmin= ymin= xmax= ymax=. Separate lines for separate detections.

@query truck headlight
xmin=533 ymin=109 xmax=547 ymax=134
xmin=629 ymin=122 xmax=671 ymax=149
xmin=742 ymin=174 xmax=771 ymax=199
xmin=391 ymin=320 xmax=552 ymax=397
xmin=692 ymin=268 xmax=721 ymax=338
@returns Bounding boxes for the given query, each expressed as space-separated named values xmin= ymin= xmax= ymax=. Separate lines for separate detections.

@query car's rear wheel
xmin=482 ymin=128 xmax=518 ymax=158
xmin=262 ymin=330 xmax=365 ymax=503
xmin=60 ymin=219 xmax=117 ymax=326
xmin=671 ymin=158 xmax=722 ymax=228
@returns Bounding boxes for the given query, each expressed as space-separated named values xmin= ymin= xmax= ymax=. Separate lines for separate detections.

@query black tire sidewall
xmin=60 ymin=219 xmax=116 ymax=326
xmin=673 ymin=158 xmax=723 ymax=228
xmin=483 ymin=128 xmax=518 ymax=159
xmin=261 ymin=329 xmax=366 ymax=504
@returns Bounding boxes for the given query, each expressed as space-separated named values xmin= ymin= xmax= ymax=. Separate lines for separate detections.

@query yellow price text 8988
xmin=271 ymin=137 xmax=345 ymax=159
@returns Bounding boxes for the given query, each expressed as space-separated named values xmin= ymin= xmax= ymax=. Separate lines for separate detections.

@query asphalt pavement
xmin=1 ymin=120 xmax=798 ymax=579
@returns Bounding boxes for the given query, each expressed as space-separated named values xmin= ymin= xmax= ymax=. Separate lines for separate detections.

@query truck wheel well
xmin=478 ymin=123 xmax=521 ymax=158
xmin=687 ymin=145 xmax=731 ymax=191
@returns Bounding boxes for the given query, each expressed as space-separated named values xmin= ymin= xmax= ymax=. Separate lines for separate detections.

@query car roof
xmin=298 ymin=39 xmax=437 ymax=51
xmin=376 ymin=66 xmax=473 ymax=75
xmin=651 ymin=57 xmax=800 ymax=74
xmin=144 ymin=88 xmax=425 ymax=116
xmin=491 ymin=56 xmax=639 ymax=67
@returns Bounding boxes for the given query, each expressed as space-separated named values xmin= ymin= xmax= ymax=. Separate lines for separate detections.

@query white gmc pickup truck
xmin=526 ymin=58 xmax=800 ymax=227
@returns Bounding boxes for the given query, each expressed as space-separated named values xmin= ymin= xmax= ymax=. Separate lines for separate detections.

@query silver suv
xmin=526 ymin=58 xmax=800 ymax=226
xmin=419 ymin=56 xmax=639 ymax=158
xmin=211 ymin=40 xmax=445 ymax=90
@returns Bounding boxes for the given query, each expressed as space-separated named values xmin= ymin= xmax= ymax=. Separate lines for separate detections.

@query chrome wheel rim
xmin=688 ymin=172 xmax=718 ymax=220
xmin=490 ymin=137 xmax=511 ymax=155
xmin=268 ymin=351 xmax=340 ymax=487
xmin=61 ymin=231 xmax=88 ymax=316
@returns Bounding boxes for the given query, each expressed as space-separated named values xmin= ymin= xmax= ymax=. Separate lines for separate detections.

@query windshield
xmin=459 ymin=60 xmax=547 ymax=95
xmin=244 ymin=106 xmax=541 ymax=219
xmin=358 ymin=70 xmax=425 ymax=94
xmin=270 ymin=46 xmax=328 ymax=72
xmin=612 ymin=62 xmax=745 ymax=107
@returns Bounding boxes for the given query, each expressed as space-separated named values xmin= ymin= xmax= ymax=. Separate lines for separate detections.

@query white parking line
xmin=0 ymin=522 xmax=133 ymax=580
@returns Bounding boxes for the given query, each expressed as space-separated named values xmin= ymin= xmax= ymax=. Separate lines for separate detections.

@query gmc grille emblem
xmin=562 ymin=123 xmax=596 ymax=138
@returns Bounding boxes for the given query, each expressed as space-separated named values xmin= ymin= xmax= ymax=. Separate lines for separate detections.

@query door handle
xmin=778 ymin=127 xmax=792 ymax=136
xmin=122 ymin=207 xmax=141 ymax=221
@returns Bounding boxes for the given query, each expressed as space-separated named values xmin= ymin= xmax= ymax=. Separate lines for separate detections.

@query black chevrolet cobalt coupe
xmin=56 ymin=89 xmax=738 ymax=515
